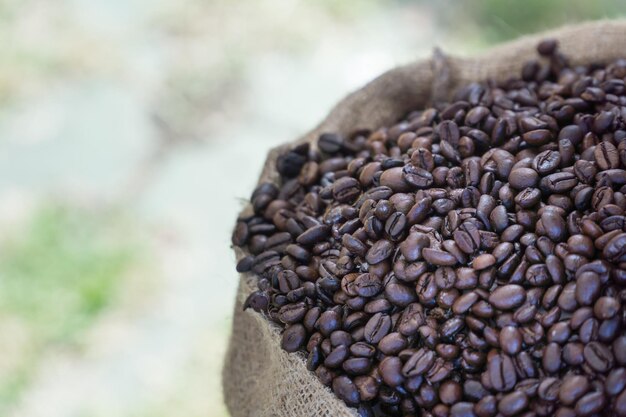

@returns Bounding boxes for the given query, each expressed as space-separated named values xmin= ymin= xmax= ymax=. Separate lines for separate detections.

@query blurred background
xmin=0 ymin=1 xmax=624 ymax=416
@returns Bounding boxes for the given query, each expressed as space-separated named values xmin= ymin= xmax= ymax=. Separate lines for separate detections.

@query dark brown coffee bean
xmin=365 ymin=239 xmax=394 ymax=264
xmin=475 ymin=395 xmax=496 ymax=417
xmin=594 ymin=296 xmax=621 ymax=320
xmin=452 ymin=291 xmax=479 ymax=315
xmin=473 ymin=254 xmax=496 ymax=270
xmin=378 ymin=332 xmax=407 ymax=355
xmin=379 ymin=356 xmax=404 ymax=387
xmin=515 ymin=187 xmax=542 ymax=208
xmin=489 ymin=285 xmax=526 ymax=310
xmin=603 ymin=232 xmax=626 ymax=262
xmin=332 ymin=375 xmax=360 ymax=406
xmin=595 ymin=141 xmax=620 ymax=170
xmin=498 ymin=391 xmax=528 ymax=417
xmin=243 ymin=290 xmax=270 ymax=312
xmin=296 ymin=224 xmax=330 ymax=246
xmin=499 ymin=326 xmax=522 ymax=355
xmin=325 ymin=345 xmax=349 ymax=368
xmin=523 ymin=129 xmax=553 ymax=146
xmin=318 ymin=132 xmax=343 ymax=153
xmin=607 ymin=368 xmax=626 ymax=396
xmin=541 ymin=210 xmax=567 ymax=242
xmin=543 ymin=342 xmax=562 ymax=374
xmin=423 ymin=247 xmax=458 ymax=266
xmin=540 ymin=172 xmax=578 ymax=193
xmin=509 ymin=167 xmax=539 ymax=190
xmin=534 ymin=149 xmax=561 ymax=174
xmin=281 ymin=324 xmax=306 ymax=352
xmin=385 ymin=212 xmax=407 ymax=241
xmin=559 ymin=374 xmax=589 ymax=406
xmin=402 ymin=164 xmax=434 ymax=188
xmin=363 ymin=312 xmax=391 ymax=344
xmin=278 ymin=302 xmax=308 ymax=324
xmin=454 ymin=222 xmax=481 ymax=254
xmin=575 ymin=391 xmax=606 ymax=416
xmin=584 ymin=341 xmax=614 ymax=372
xmin=318 ymin=310 xmax=341 ymax=336
xmin=354 ymin=273 xmax=382 ymax=298
xmin=488 ymin=353 xmax=517 ymax=391
xmin=402 ymin=348 xmax=435 ymax=377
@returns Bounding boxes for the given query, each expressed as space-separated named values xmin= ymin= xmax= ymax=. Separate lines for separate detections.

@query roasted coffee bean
xmin=509 ymin=167 xmax=539 ymax=190
xmin=363 ymin=312 xmax=392 ymax=344
xmin=281 ymin=324 xmax=306 ymax=352
xmin=489 ymin=285 xmax=526 ymax=310
xmin=402 ymin=164 xmax=434 ymax=188
xmin=595 ymin=141 xmax=620 ymax=170
xmin=318 ymin=132 xmax=344 ymax=153
xmin=233 ymin=40 xmax=626 ymax=414
xmin=332 ymin=375 xmax=360 ymax=406
xmin=422 ymin=248 xmax=458 ymax=266
xmin=379 ymin=356 xmax=404 ymax=387
xmin=498 ymin=391 xmax=528 ymax=417
xmin=559 ymin=374 xmax=589 ymax=406
xmin=499 ymin=326 xmax=522 ymax=355
xmin=365 ymin=240 xmax=394 ymax=264
xmin=402 ymin=348 xmax=435 ymax=377
xmin=584 ymin=341 xmax=614 ymax=372
xmin=489 ymin=353 xmax=517 ymax=391
xmin=575 ymin=391 xmax=606 ymax=416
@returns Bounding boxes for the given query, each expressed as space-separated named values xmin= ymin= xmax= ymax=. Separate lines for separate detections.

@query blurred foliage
xmin=0 ymin=203 xmax=140 ymax=410
xmin=427 ymin=0 xmax=626 ymax=44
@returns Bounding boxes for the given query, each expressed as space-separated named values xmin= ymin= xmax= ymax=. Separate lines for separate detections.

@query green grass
xmin=0 ymin=202 xmax=141 ymax=411
xmin=426 ymin=0 xmax=626 ymax=44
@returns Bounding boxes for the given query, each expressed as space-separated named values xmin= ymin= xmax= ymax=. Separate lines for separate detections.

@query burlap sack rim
xmin=224 ymin=20 xmax=626 ymax=417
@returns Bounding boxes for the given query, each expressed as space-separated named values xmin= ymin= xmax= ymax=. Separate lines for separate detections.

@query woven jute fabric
xmin=222 ymin=21 xmax=626 ymax=417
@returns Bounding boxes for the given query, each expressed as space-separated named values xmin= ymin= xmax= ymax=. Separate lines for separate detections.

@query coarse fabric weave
xmin=223 ymin=21 xmax=626 ymax=417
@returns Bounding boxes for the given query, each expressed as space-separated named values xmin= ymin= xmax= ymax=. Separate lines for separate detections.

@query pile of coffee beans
xmin=233 ymin=39 xmax=626 ymax=417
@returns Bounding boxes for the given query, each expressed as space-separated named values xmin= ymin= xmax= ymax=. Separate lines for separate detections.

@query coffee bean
xmin=575 ymin=391 xmax=606 ymax=416
xmin=332 ymin=375 xmax=360 ymax=406
xmin=489 ymin=285 xmax=526 ymax=310
xmin=499 ymin=326 xmax=522 ymax=355
xmin=318 ymin=132 xmax=344 ymax=153
xmin=402 ymin=348 xmax=435 ymax=377
xmin=402 ymin=164 xmax=434 ymax=188
xmin=243 ymin=290 xmax=270 ymax=312
xmin=559 ymin=374 xmax=590 ymax=406
xmin=365 ymin=239 xmax=394 ymax=265
xmin=541 ymin=210 xmax=567 ymax=242
xmin=595 ymin=141 xmax=620 ymax=170
xmin=594 ymin=296 xmax=621 ymax=320
xmin=607 ymin=368 xmax=626 ymax=396
xmin=498 ymin=391 xmax=528 ymax=416
xmin=422 ymin=247 xmax=458 ymax=266
xmin=281 ymin=324 xmax=306 ymax=352
xmin=509 ymin=167 xmax=539 ymax=190
xmin=488 ymin=353 xmax=517 ymax=391
xmin=584 ymin=341 xmax=614 ymax=372
xmin=385 ymin=212 xmax=407 ymax=241
xmin=537 ymin=38 xmax=557 ymax=55
xmin=363 ymin=312 xmax=391 ymax=344
xmin=354 ymin=273 xmax=382 ymax=298
xmin=473 ymin=254 xmax=496 ymax=270
xmin=379 ymin=356 xmax=404 ymax=387
xmin=534 ymin=149 xmax=561 ymax=174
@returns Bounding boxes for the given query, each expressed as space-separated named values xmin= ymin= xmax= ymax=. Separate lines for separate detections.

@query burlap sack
xmin=223 ymin=20 xmax=626 ymax=417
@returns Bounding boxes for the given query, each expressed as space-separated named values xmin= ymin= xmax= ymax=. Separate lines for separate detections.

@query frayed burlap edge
xmin=223 ymin=20 xmax=626 ymax=417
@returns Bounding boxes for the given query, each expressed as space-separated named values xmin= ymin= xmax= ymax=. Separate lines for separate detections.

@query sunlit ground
xmin=0 ymin=0 xmax=623 ymax=416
